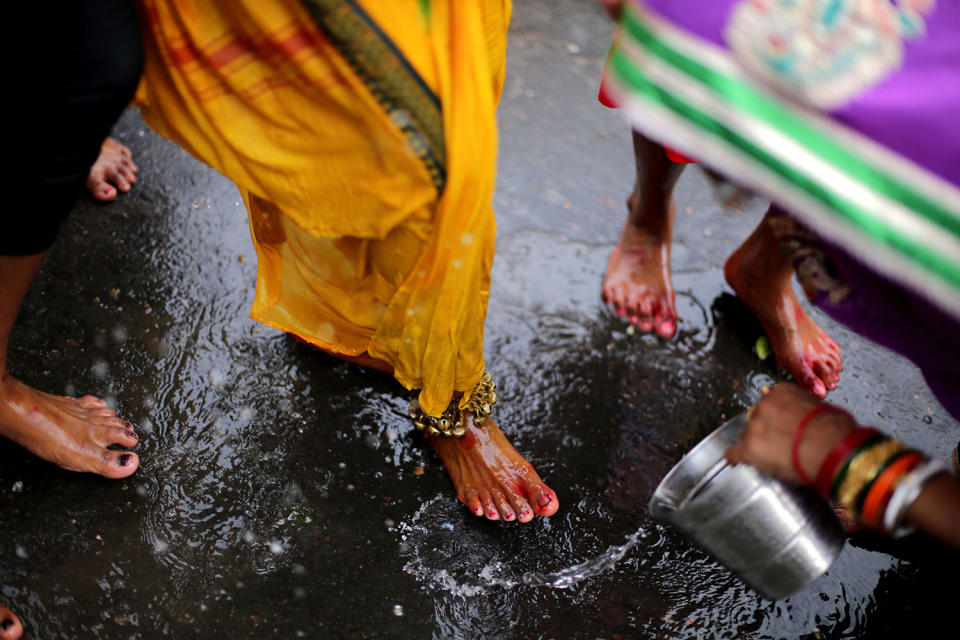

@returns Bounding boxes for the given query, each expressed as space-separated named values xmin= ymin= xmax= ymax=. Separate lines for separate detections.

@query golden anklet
xmin=409 ymin=372 xmax=497 ymax=437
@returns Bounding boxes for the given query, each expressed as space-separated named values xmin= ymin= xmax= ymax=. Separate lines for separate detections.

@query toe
xmin=491 ymin=489 xmax=515 ymax=521
xmin=463 ymin=489 xmax=484 ymax=518
xmin=111 ymin=425 xmax=139 ymax=447
xmin=503 ymin=486 xmax=533 ymax=523
xmin=99 ymin=451 xmax=139 ymax=479
xmin=526 ymin=483 xmax=559 ymax=517
xmin=106 ymin=169 xmax=131 ymax=192
xmin=0 ymin=605 xmax=23 ymax=640
xmin=654 ymin=311 xmax=677 ymax=338
xmin=479 ymin=490 xmax=499 ymax=521
xmin=77 ymin=395 xmax=108 ymax=409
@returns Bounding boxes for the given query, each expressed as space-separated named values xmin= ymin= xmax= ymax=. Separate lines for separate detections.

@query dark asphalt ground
xmin=2 ymin=1 xmax=958 ymax=638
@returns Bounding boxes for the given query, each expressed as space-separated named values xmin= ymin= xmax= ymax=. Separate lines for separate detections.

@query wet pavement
xmin=2 ymin=1 xmax=958 ymax=638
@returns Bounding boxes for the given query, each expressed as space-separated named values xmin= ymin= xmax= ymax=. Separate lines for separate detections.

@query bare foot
xmin=429 ymin=413 xmax=558 ymax=523
xmin=0 ymin=375 xmax=139 ymax=478
xmin=85 ymin=137 xmax=137 ymax=202
xmin=724 ymin=216 xmax=842 ymax=398
xmin=0 ymin=604 xmax=22 ymax=640
xmin=602 ymin=193 xmax=678 ymax=338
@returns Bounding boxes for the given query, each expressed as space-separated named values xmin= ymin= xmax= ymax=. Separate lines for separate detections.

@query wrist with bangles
xmin=408 ymin=372 xmax=497 ymax=437
xmin=792 ymin=404 xmax=952 ymax=535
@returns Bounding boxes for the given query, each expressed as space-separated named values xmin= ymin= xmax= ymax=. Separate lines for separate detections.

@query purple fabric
xmin=642 ymin=0 xmax=960 ymax=184
xmin=637 ymin=0 xmax=960 ymax=418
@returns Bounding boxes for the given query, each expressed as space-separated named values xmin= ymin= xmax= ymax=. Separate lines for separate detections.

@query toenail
xmin=125 ymin=422 xmax=134 ymax=429
xmin=505 ymin=512 xmax=515 ymax=519
xmin=119 ymin=453 xmax=133 ymax=467
xmin=1 ymin=619 xmax=13 ymax=630
xmin=521 ymin=510 xmax=530 ymax=518
xmin=537 ymin=495 xmax=552 ymax=508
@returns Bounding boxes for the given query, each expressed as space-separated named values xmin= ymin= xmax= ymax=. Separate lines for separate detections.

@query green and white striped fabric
xmin=604 ymin=2 xmax=960 ymax=320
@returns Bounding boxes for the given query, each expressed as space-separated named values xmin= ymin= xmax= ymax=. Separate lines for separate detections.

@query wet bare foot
xmin=429 ymin=414 xmax=558 ymax=523
xmin=85 ymin=137 xmax=137 ymax=202
xmin=0 ymin=602 xmax=23 ymax=640
xmin=602 ymin=193 xmax=678 ymax=338
xmin=724 ymin=217 xmax=842 ymax=398
xmin=0 ymin=375 xmax=139 ymax=478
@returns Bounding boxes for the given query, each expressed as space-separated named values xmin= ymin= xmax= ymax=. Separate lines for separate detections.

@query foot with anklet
xmin=428 ymin=413 xmax=558 ymax=523
xmin=85 ymin=137 xmax=138 ymax=202
xmin=295 ymin=339 xmax=558 ymax=523
xmin=724 ymin=214 xmax=842 ymax=398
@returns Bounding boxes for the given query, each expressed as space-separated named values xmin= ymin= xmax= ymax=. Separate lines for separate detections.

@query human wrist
xmin=795 ymin=406 xmax=856 ymax=486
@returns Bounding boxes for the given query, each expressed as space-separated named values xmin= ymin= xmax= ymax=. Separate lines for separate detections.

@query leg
xmin=86 ymin=137 xmax=138 ymax=202
xmin=0 ymin=253 xmax=139 ymax=477
xmin=724 ymin=209 xmax=842 ymax=397
xmin=602 ymin=130 xmax=685 ymax=338
xmin=0 ymin=603 xmax=22 ymax=640
xmin=428 ymin=413 xmax=559 ymax=523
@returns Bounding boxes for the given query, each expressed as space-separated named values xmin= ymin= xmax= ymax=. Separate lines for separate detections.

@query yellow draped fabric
xmin=135 ymin=0 xmax=511 ymax=416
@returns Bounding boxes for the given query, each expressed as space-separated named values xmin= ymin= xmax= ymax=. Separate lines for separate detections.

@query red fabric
xmin=597 ymin=75 xmax=697 ymax=163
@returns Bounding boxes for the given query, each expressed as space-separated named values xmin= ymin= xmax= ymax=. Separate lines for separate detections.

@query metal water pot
xmin=648 ymin=413 xmax=845 ymax=600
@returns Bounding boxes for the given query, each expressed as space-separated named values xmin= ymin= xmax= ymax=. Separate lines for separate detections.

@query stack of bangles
xmin=796 ymin=406 xmax=952 ymax=535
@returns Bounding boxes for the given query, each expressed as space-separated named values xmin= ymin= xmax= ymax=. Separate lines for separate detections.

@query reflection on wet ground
xmin=2 ymin=1 xmax=958 ymax=638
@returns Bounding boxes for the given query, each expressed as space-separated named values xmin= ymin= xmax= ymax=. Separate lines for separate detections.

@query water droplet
xmin=268 ymin=540 xmax=284 ymax=555
xmin=392 ymin=604 xmax=404 ymax=617
xmin=111 ymin=325 xmax=128 ymax=343
xmin=12 ymin=481 xmax=23 ymax=493
xmin=451 ymin=259 xmax=463 ymax=269
xmin=209 ymin=369 xmax=227 ymax=386
xmin=91 ymin=361 xmax=109 ymax=379
xmin=293 ymin=587 xmax=306 ymax=599
xmin=15 ymin=545 xmax=28 ymax=559
xmin=243 ymin=531 xmax=256 ymax=544
xmin=293 ymin=564 xmax=307 ymax=576
xmin=460 ymin=232 xmax=474 ymax=245
xmin=338 ymin=462 xmax=347 ymax=469
xmin=384 ymin=519 xmax=395 ymax=528
xmin=153 ymin=540 xmax=169 ymax=553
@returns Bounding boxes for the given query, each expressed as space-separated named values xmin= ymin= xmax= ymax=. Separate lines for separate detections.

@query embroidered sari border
xmin=300 ymin=0 xmax=447 ymax=192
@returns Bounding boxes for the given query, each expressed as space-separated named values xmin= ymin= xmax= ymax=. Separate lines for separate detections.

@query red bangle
xmin=814 ymin=426 xmax=878 ymax=497
xmin=792 ymin=405 xmax=853 ymax=486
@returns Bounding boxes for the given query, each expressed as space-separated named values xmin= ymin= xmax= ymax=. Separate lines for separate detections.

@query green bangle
xmin=830 ymin=433 xmax=887 ymax=502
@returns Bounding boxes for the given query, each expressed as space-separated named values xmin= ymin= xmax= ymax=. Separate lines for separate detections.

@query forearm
xmin=905 ymin=474 xmax=960 ymax=550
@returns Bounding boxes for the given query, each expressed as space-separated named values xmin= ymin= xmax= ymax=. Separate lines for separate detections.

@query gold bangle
xmin=409 ymin=372 xmax=498 ymax=438
xmin=835 ymin=439 xmax=909 ymax=513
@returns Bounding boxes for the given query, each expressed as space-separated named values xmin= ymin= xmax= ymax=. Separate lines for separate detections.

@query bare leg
xmin=0 ymin=604 xmax=22 ymax=640
xmin=724 ymin=210 xmax=843 ymax=397
xmin=429 ymin=413 xmax=559 ymax=523
xmin=85 ymin=137 xmax=138 ymax=202
xmin=0 ymin=253 xmax=139 ymax=477
xmin=602 ymin=130 xmax=684 ymax=338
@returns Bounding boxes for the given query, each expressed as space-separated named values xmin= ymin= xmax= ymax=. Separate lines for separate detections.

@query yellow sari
xmin=135 ymin=0 xmax=511 ymax=416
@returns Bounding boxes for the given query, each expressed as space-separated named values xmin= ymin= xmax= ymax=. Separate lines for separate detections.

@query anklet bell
xmin=409 ymin=372 xmax=497 ymax=437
